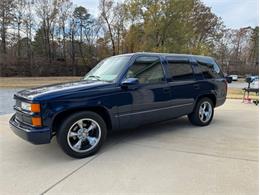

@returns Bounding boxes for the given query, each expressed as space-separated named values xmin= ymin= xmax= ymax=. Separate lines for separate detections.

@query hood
xmin=15 ymin=80 xmax=113 ymax=101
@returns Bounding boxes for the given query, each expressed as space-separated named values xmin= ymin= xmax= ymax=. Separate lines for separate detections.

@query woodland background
xmin=0 ymin=0 xmax=259 ymax=76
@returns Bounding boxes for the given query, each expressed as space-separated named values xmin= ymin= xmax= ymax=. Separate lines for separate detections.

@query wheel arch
xmin=196 ymin=93 xmax=216 ymax=107
xmin=52 ymin=106 xmax=112 ymax=134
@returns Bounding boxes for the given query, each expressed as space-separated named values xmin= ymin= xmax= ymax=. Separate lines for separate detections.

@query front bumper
xmin=9 ymin=114 xmax=51 ymax=144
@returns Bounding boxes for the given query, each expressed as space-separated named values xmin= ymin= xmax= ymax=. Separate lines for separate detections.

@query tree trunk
xmin=78 ymin=21 xmax=87 ymax=65
xmin=71 ymin=31 xmax=76 ymax=76
xmin=104 ymin=17 xmax=116 ymax=55
xmin=46 ymin=19 xmax=52 ymax=63
xmin=62 ymin=22 xmax=66 ymax=62
xmin=29 ymin=21 xmax=33 ymax=75
xmin=51 ymin=24 xmax=55 ymax=61
xmin=117 ymin=28 xmax=120 ymax=54
xmin=1 ymin=8 xmax=6 ymax=54
xmin=17 ymin=20 xmax=21 ymax=57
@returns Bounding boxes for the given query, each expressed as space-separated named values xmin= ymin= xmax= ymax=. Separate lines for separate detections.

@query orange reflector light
xmin=32 ymin=117 xmax=42 ymax=127
xmin=31 ymin=104 xmax=41 ymax=112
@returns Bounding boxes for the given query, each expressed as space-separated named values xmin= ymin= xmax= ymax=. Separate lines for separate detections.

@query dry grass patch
xmin=0 ymin=77 xmax=81 ymax=88
xmin=227 ymin=88 xmax=258 ymax=100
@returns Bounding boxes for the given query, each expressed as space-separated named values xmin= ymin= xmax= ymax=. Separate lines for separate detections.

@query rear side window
xmin=197 ymin=61 xmax=223 ymax=79
xmin=167 ymin=57 xmax=194 ymax=81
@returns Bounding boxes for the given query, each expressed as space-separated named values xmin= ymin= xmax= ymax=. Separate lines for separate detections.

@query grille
xmin=15 ymin=112 xmax=32 ymax=125
xmin=15 ymin=112 xmax=23 ymax=122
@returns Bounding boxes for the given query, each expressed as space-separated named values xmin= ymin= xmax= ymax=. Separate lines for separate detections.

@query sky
xmin=203 ymin=0 xmax=259 ymax=29
xmin=73 ymin=0 xmax=259 ymax=29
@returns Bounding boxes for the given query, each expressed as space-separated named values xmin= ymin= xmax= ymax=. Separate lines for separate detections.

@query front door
xmin=118 ymin=55 xmax=172 ymax=127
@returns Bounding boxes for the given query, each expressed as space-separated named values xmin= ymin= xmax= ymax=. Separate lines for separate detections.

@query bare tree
xmin=0 ymin=0 xmax=15 ymax=54
xmin=84 ymin=19 xmax=102 ymax=61
xmin=73 ymin=6 xmax=91 ymax=65
xmin=24 ymin=0 xmax=35 ymax=65
xmin=13 ymin=0 xmax=27 ymax=57
xmin=99 ymin=0 xmax=116 ymax=55
xmin=58 ymin=0 xmax=72 ymax=61
xmin=113 ymin=3 xmax=127 ymax=54
xmin=68 ymin=12 xmax=77 ymax=75
xmin=35 ymin=0 xmax=59 ymax=62
xmin=248 ymin=27 xmax=259 ymax=72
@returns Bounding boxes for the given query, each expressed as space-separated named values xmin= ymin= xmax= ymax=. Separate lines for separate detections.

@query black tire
xmin=56 ymin=111 xmax=107 ymax=158
xmin=188 ymin=97 xmax=214 ymax=126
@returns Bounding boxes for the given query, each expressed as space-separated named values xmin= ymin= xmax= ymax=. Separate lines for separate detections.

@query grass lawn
xmin=227 ymin=88 xmax=258 ymax=100
xmin=0 ymin=77 xmax=258 ymax=100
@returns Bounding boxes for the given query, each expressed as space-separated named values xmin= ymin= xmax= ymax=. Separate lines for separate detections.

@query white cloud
xmin=202 ymin=0 xmax=259 ymax=28
xmin=72 ymin=0 xmax=123 ymax=16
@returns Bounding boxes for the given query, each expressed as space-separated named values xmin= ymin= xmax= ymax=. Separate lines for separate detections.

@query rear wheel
xmin=56 ymin=111 xmax=107 ymax=158
xmin=188 ymin=97 xmax=214 ymax=126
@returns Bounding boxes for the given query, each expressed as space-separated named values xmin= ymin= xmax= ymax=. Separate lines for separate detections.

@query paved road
xmin=228 ymin=81 xmax=248 ymax=89
xmin=0 ymin=88 xmax=22 ymax=115
xmin=0 ymin=100 xmax=258 ymax=194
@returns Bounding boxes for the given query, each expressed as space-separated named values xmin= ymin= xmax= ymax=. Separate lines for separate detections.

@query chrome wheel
xmin=67 ymin=118 xmax=101 ymax=153
xmin=199 ymin=101 xmax=212 ymax=123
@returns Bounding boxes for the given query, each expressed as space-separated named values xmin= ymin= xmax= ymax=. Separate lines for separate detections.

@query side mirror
xmin=121 ymin=78 xmax=139 ymax=89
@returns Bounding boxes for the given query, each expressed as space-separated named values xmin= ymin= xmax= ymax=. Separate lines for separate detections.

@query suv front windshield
xmin=84 ymin=55 xmax=131 ymax=82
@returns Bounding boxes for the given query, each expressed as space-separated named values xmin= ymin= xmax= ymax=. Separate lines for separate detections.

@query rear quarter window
xmin=197 ymin=59 xmax=223 ymax=79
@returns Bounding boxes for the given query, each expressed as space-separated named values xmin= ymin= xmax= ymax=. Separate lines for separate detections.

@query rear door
xmin=165 ymin=56 xmax=198 ymax=117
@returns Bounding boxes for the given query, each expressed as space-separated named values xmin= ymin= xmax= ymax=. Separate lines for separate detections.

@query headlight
xmin=21 ymin=102 xmax=41 ymax=112
xmin=21 ymin=102 xmax=31 ymax=111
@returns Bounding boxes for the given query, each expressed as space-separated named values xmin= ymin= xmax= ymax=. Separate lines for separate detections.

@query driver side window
xmin=126 ymin=56 xmax=165 ymax=84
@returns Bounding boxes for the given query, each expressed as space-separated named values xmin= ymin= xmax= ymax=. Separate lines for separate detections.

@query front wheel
xmin=56 ymin=111 xmax=107 ymax=158
xmin=188 ymin=97 xmax=214 ymax=126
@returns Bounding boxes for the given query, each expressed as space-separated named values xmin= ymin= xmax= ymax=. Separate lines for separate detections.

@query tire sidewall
xmin=57 ymin=111 xmax=107 ymax=158
xmin=193 ymin=97 xmax=214 ymax=126
xmin=188 ymin=97 xmax=214 ymax=126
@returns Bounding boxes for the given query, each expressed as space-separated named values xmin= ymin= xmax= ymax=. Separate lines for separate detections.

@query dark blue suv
xmin=9 ymin=52 xmax=227 ymax=158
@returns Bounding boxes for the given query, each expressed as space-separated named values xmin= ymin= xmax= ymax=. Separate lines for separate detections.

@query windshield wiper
xmin=88 ymin=75 xmax=102 ymax=81
xmin=85 ymin=75 xmax=112 ymax=82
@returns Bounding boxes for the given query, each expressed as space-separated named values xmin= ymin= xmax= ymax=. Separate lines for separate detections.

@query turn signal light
xmin=31 ymin=104 xmax=41 ymax=112
xmin=32 ymin=117 xmax=42 ymax=127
